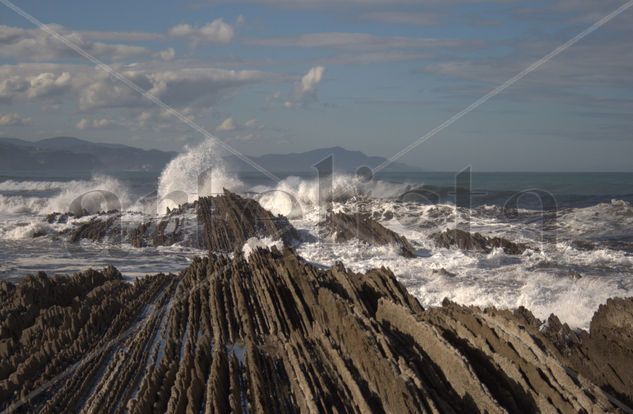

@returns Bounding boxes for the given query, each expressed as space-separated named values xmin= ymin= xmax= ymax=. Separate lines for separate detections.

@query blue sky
xmin=0 ymin=0 xmax=632 ymax=171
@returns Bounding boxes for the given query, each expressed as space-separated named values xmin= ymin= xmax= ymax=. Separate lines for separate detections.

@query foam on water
xmin=0 ymin=175 xmax=132 ymax=215
xmin=1 ymin=150 xmax=632 ymax=331
xmin=0 ymin=180 xmax=75 ymax=191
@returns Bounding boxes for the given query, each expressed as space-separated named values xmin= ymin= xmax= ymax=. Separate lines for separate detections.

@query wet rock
xmin=66 ymin=190 xmax=299 ymax=252
xmin=430 ymin=228 xmax=529 ymax=255
xmin=318 ymin=212 xmax=416 ymax=257
xmin=196 ymin=189 xmax=299 ymax=252
xmin=2 ymin=249 xmax=630 ymax=413
xmin=432 ymin=268 xmax=457 ymax=278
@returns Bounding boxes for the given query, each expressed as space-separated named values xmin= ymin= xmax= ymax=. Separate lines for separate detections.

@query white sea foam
xmin=242 ymin=236 xmax=283 ymax=258
xmin=0 ymin=180 xmax=73 ymax=191
xmin=157 ymin=139 xmax=244 ymax=213
xmin=254 ymin=174 xmax=411 ymax=218
xmin=0 ymin=175 xmax=132 ymax=215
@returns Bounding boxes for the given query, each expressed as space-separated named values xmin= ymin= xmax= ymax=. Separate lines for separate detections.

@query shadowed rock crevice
xmin=1 ymin=248 xmax=630 ymax=413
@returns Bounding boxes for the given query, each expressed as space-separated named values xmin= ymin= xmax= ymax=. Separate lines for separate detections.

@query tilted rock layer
xmin=430 ymin=228 xmax=529 ymax=255
xmin=318 ymin=212 xmax=417 ymax=257
xmin=1 ymin=248 xmax=632 ymax=413
xmin=62 ymin=190 xmax=299 ymax=252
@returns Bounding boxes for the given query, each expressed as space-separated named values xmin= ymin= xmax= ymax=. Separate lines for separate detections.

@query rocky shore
xmin=1 ymin=193 xmax=632 ymax=413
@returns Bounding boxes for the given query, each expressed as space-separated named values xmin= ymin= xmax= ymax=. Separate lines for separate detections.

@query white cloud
xmin=244 ymin=118 xmax=258 ymax=127
xmin=78 ymin=67 xmax=267 ymax=110
xmin=168 ymin=19 xmax=235 ymax=45
xmin=301 ymin=66 xmax=325 ymax=94
xmin=27 ymin=72 xmax=73 ymax=98
xmin=0 ymin=24 xmax=153 ymax=61
xmin=75 ymin=118 xmax=121 ymax=129
xmin=159 ymin=47 xmax=176 ymax=61
xmin=0 ymin=113 xmax=31 ymax=126
xmin=217 ymin=116 xmax=261 ymax=132
xmin=217 ymin=117 xmax=237 ymax=131
xmin=0 ymin=70 xmax=74 ymax=103
xmin=285 ymin=66 xmax=325 ymax=108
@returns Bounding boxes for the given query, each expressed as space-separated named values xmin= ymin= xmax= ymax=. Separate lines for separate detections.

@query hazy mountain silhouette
xmin=0 ymin=137 xmax=176 ymax=172
xmin=230 ymin=146 xmax=420 ymax=173
xmin=0 ymin=138 xmax=419 ymax=173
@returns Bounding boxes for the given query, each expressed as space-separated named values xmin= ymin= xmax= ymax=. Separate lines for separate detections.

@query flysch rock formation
xmin=429 ymin=228 xmax=529 ymax=255
xmin=318 ymin=212 xmax=417 ymax=257
xmin=56 ymin=190 xmax=299 ymax=252
xmin=1 ymin=247 xmax=632 ymax=413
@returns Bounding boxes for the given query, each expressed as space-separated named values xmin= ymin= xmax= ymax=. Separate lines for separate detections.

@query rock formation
xmin=1 ymin=248 xmax=631 ymax=413
xmin=430 ymin=228 xmax=529 ymax=255
xmin=63 ymin=190 xmax=299 ymax=252
xmin=318 ymin=212 xmax=416 ymax=257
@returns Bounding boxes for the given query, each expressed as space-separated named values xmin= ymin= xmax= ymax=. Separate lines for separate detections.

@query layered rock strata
xmin=430 ymin=228 xmax=529 ymax=255
xmin=318 ymin=212 xmax=417 ymax=257
xmin=61 ymin=190 xmax=299 ymax=252
xmin=1 ymin=248 xmax=631 ymax=413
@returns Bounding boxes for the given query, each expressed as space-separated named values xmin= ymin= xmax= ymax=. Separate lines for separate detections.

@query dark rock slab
xmin=318 ymin=212 xmax=416 ymax=257
xmin=430 ymin=228 xmax=529 ymax=255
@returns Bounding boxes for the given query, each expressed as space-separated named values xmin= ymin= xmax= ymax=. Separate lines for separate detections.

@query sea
xmin=1 ymin=139 xmax=632 ymax=330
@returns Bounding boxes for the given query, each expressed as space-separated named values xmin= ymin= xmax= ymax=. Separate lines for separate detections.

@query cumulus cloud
xmin=0 ymin=25 xmax=153 ymax=61
xmin=0 ymin=113 xmax=31 ymax=126
xmin=285 ymin=66 xmax=325 ymax=108
xmin=26 ymin=72 xmax=73 ymax=98
xmin=168 ymin=19 xmax=235 ymax=45
xmin=217 ymin=117 xmax=237 ymax=131
xmin=75 ymin=118 xmax=122 ymax=129
xmin=216 ymin=116 xmax=260 ymax=132
xmin=0 ymin=70 xmax=74 ymax=103
xmin=158 ymin=47 xmax=176 ymax=61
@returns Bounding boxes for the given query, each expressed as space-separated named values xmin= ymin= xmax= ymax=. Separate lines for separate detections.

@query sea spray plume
xmin=255 ymin=174 xmax=411 ymax=218
xmin=157 ymin=139 xmax=244 ymax=213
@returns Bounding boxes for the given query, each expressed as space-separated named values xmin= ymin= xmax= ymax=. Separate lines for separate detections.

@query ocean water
xmin=1 ymin=140 xmax=632 ymax=330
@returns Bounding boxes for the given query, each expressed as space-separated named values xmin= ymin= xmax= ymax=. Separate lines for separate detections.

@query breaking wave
xmin=157 ymin=139 xmax=244 ymax=213
xmin=0 ymin=175 xmax=132 ymax=215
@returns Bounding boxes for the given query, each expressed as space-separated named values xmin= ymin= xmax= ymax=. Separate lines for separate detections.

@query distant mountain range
xmin=0 ymin=137 xmax=419 ymax=173
xmin=228 ymin=147 xmax=419 ymax=173
xmin=0 ymin=137 xmax=176 ymax=172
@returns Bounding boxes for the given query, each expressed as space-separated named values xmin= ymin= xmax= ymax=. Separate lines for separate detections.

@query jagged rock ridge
xmin=61 ymin=190 xmax=299 ymax=252
xmin=1 ymin=248 xmax=631 ymax=413
xmin=430 ymin=228 xmax=529 ymax=255
xmin=318 ymin=212 xmax=417 ymax=257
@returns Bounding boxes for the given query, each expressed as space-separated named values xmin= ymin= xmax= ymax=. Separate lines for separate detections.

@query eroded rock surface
xmin=520 ymin=297 xmax=633 ymax=407
xmin=63 ymin=190 xmax=298 ymax=252
xmin=2 ymin=248 xmax=631 ymax=413
xmin=318 ymin=212 xmax=416 ymax=257
xmin=430 ymin=228 xmax=529 ymax=255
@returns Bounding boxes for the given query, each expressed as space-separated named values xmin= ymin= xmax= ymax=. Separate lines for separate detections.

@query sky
xmin=0 ymin=0 xmax=632 ymax=171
